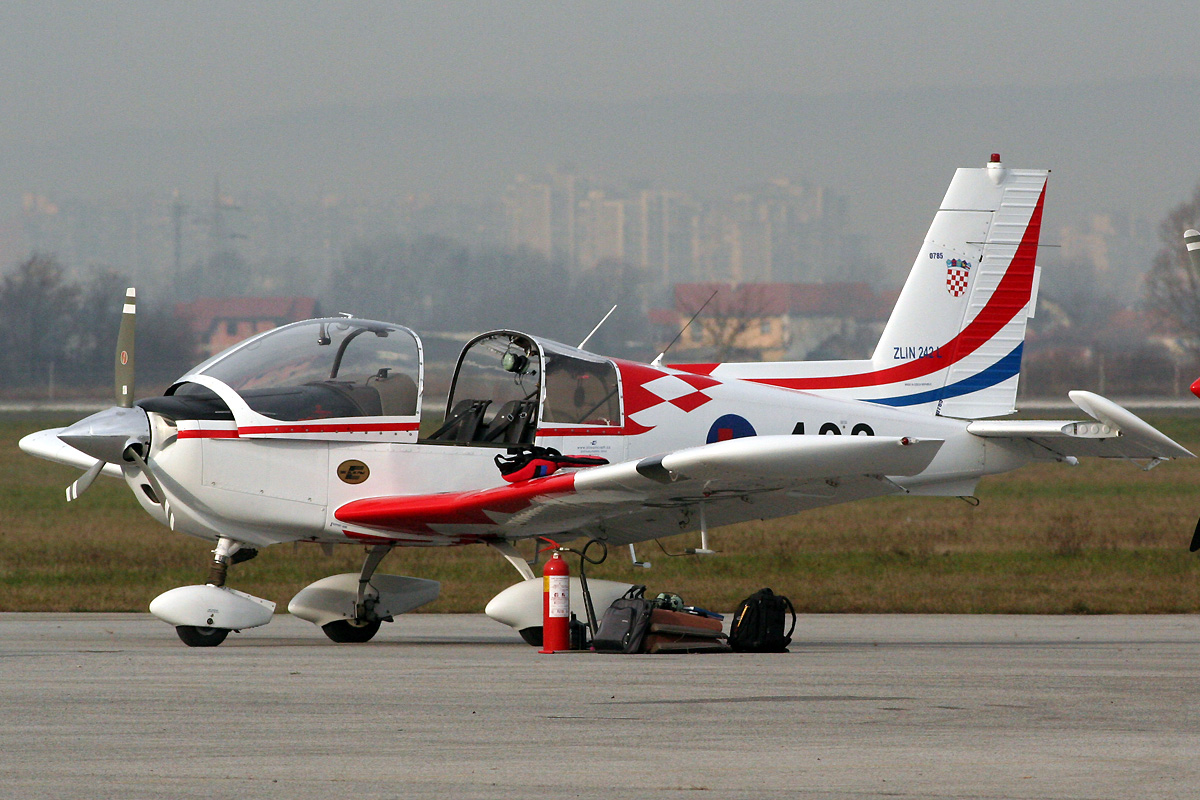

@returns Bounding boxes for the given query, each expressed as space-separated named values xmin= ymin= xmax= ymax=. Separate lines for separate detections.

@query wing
xmin=966 ymin=391 xmax=1194 ymax=461
xmin=334 ymin=434 xmax=944 ymax=546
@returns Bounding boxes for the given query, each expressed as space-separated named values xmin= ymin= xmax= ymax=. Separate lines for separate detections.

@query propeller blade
xmin=1191 ymin=516 xmax=1200 ymax=553
xmin=1186 ymin=230 xmax=1200 ymax=274
xmin=115 ymin=287 xmax=136 ymax=408
xmin=124 ymin=444 xmax=171 ymax=523
xmin=65 ymin=460 xmax=105 ymax=502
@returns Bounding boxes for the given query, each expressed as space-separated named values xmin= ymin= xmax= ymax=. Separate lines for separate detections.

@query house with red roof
xmin=176 ymin=296 xmax=319 ymax=359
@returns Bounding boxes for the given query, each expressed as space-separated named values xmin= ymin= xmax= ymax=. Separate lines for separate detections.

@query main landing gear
xmin=288 ymin=544 xmax=442 ymax=642
xmin=320 ymin=545 xmax=391 ymax=644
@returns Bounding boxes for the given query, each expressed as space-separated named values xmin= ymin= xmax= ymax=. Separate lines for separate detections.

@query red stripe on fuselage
xmin=177 ymin=428 xmax=239 ymax=439
xmin=240 ymin=421 xmax=420 ymax=435
xmin=179 ymin=421 xmax=419 ymax=439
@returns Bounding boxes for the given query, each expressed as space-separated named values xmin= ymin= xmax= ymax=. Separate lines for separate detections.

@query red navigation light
xmin=1191 ymin=375 xmax=1200 ymax=400
xmin=990 ymin=153 xmax=1001 ymax=163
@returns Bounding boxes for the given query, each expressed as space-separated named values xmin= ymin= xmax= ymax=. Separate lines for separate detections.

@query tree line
xmin=0 ymin=255 xmax=195 ymax=395
xmin=322 ymin=235 xmax=656 ymax=357
xmin=0 ymin=240 xmax=660 ymax=395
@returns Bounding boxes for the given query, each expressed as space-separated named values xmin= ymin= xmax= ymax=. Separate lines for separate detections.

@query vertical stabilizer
xmin=872 ymin=155 xmax=1047 ymax=417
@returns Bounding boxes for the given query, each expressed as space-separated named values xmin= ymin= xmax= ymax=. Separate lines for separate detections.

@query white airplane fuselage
xmin=128 ymin=369 xmax=1022 ymax=550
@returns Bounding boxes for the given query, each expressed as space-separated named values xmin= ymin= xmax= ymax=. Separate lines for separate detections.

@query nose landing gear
xmin=149 ymin=536 xmax=275 ymax=647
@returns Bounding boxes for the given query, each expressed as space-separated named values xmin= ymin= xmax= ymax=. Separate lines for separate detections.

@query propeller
xmin=115 ymin=287 xmax=136 ymax=408
xmin=61 ymin=287 xmax=149 ymax=503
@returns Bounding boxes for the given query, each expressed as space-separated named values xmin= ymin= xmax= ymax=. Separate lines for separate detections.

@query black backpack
xmin=592 ymin=585 xmax=653 ymax=653
xmin=728 ymin=588 xmax=796 ymax=652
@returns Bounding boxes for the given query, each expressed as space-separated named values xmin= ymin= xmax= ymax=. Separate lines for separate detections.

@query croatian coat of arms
xmin=946 ymin=258 xmax=971 ymax=297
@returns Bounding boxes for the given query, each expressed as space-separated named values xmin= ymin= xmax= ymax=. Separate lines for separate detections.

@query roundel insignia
xmin=706 ymin=414 xmax=756 ymax=444
xmin=337 ymin=460 xmax=370 ymax=485
xmin=120 ymin=351 xmax=129 ymax=365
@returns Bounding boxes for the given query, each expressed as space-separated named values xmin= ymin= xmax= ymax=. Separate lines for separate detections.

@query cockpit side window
xmin=542 ymin=352 xmax=621 ymax=425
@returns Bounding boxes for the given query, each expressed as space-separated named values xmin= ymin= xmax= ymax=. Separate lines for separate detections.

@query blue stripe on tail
xmin=867 ymin=343 xmax=1024 ymax=408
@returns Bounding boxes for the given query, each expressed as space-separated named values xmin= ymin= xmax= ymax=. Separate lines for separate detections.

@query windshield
xmin=184 ymin=319 xmax=422 ymax=420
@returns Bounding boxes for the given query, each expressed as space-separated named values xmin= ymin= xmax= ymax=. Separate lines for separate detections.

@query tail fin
xmin=684 ymin=155 xmax=1048 ymax=419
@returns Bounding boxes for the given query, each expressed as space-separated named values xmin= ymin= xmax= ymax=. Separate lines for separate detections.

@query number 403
xmin=792 ymin=422 xmax=875 ymax=436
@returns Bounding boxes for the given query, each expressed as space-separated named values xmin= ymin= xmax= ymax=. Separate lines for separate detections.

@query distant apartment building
xmin=501 ymin=171 xmax=863 ymax=286
xmin=1054 ymin=212 xmax=1157 ymax=300
xmin=632 ymin=189 xmax=696 ymax=284
xmin=502 ymin=170 xmax=579 ymax=266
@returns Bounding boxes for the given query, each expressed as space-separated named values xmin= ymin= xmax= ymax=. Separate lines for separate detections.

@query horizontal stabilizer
xmin=966 ymin=391 xmax=1193 ymax=461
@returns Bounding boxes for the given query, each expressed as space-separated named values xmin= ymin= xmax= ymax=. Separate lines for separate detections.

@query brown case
xmin=644 ymin=634 xmax=730 ymax=654
xmin=648 ymin=608 xmax=723 ymax=633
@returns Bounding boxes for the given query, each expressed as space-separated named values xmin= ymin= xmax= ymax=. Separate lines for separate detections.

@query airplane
xmin=19 ymin=154 xmax=1195 ymax=647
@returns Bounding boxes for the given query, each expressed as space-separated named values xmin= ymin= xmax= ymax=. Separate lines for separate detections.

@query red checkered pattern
xmin=946 ymin=266 xmax=970 ymax=297
xmin=641 ymin=374 xmax=714 ymax=413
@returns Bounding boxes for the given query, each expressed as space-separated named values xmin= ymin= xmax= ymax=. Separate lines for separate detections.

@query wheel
xmin=175 ymin=625 xmax=230 ymax=647
xmin=322 ymin=618 xmax=383 ymax=643
xmin=518 ymin=626 xmax=543 ymax=647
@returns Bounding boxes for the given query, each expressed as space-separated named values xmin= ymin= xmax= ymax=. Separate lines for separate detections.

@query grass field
xmin=4 ymin=413 xmax=1200 ymax=614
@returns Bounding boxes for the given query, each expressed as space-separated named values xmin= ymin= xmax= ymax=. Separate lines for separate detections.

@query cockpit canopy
xmin=156 ymin=319 xmax=422 ymax=422
xmin=144 ymin=318 xmax=623 ymax=447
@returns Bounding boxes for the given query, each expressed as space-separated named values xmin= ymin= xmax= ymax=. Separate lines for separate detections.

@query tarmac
xmin=1 ymin=613 xmax=1199 ymax=800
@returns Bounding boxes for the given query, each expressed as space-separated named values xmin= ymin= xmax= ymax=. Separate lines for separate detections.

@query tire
xmin=518 ymin=626 xmax=543 ymax=647
xmin=175 ymin=625 xmax=230 ymax=647
xmin=322 ymin=618 xmax=383 ymax=643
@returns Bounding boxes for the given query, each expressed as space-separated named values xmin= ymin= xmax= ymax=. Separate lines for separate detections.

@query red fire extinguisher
xmin=540 ymin=550 xmax=570 ymax=653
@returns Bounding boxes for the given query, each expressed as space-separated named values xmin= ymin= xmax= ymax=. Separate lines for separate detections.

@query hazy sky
xmin=3 ymin=1 xmax=1199 ymax=144
xmin=4 ymin=0 xmax=1200 ymax=287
